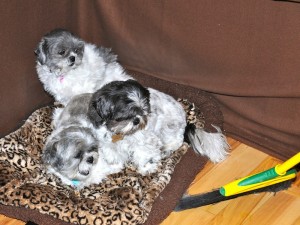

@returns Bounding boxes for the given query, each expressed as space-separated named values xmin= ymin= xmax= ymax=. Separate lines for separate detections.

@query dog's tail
xmin=179 ymin=99 xmax=230 ymax=163
xmin=184 ymin=124 xmax=229 ymax=163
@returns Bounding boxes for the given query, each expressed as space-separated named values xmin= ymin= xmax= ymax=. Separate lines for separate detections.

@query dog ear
xmin=88 ymin=97 xmax=105 ymax=127
xmin=42 ymin=140 xmax=58 ymax=165
xmin=35 ymin=38 xmax=48 ymax=65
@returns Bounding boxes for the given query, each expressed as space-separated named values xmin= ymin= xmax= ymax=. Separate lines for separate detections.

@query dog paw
xmin=137 ymin=160 xmax=159 ymax=175
xmin=103 ymin=150 xmax=127 ymax=165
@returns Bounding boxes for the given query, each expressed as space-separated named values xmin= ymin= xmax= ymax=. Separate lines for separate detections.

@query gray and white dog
xmin=35 ymin=28 xmax=131 ymax=106
xmin=36 ymin=29 xmax=229 ymax=185
xmin=88 ymin=79 xmax=187 ymax=157
xmin=42 ymin=94 xmax=103 ymax=187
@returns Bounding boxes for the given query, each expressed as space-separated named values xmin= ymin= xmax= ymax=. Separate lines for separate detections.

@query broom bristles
xmin=174 ymin=180 xmax=293 ymax=211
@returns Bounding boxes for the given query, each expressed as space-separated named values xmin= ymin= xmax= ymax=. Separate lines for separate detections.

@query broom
xmin=175 ymin=152 xmax=300 ymax=211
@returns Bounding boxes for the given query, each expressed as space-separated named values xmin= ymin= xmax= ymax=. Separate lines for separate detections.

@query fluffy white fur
xmin=36 ymin=29 xmax=131 ymax=105
xmin=186 ymin=125 xmax=229 ymax=162
xmin=37 ymin=42 xmax=131 ymax=105
xmin=95 ymin=87 xmax=187 ymax=173
xmin=37 ymin=28 xmax=229 ymax=178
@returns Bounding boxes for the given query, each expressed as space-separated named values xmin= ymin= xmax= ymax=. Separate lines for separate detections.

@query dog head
xmin=42 ymin=126 xmax=99 ymax=181
xmin=88 ymin=80 xmax=150 ymax=135
xmin=35 ymin=28 xmax=84 ymax=75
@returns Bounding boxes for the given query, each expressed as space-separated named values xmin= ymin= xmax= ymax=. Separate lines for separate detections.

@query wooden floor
xmin=1 ymin=137 xmax=299 ymax=225
xmin=161 ymin=138 xmax=300 ymax=225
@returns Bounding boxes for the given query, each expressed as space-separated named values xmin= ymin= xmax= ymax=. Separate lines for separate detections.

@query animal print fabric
xmin=0 ymin=99 xmax=204 ymax=225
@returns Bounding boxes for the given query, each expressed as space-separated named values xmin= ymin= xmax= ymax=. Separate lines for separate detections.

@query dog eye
xmin=86 ymin=156 xmax=94 ymax=164
xmin=133 ymin=117 xmax=140 ymax=125
xmin=74 ymin=48 xmax=79 ymax=54
xmin=58 ymin=50 xmax=65 ymax=55
xmin=74 ymin=151 xmax=82 ymax=159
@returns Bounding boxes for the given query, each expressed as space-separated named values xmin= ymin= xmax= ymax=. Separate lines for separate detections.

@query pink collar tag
xmin=59 ymin=75 xmax=64 ymax=83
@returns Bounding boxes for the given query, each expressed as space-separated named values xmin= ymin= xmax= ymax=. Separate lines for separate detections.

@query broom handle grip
xmin=275 ymin=152 xmax=300 ymax=175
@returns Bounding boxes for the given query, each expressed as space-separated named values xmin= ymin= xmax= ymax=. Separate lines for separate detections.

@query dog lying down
xmin=43 ymin=80 xmax=190 ymax=189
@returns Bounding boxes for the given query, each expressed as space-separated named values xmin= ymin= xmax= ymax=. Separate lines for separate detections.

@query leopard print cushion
xmin=0 ymin=99 xmax=204 ymax=225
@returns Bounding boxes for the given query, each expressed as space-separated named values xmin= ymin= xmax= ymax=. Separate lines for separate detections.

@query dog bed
xmin=0 ymin=94 xmax=222 ymax=225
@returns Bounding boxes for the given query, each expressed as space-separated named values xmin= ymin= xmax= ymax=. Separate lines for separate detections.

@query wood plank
xmin=160 ymin=210 xmax=215 ymax=225
xmin=208 ymin=193 xmax=269 ymax=225
xmin=0 ymin=215 xmax=24 ymax=225
xmin=243 ymin=192 xmax=300 ymax=225
xmin=292 ymin=216 xmax=300 ymax=225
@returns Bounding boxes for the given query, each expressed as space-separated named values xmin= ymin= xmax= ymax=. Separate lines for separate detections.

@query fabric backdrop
xmin=0 ymin=0 xmax=299 ymax=160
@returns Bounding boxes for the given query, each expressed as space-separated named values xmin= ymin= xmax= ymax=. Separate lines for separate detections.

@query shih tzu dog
xmin=35 ymin=28 xmax=131 ymax=105
xmin=42 ymin=94 xmax=123 ymax=188
xmin=88 ymin=79 xmax=187 ymax=157
xmin=36 ymin=28 xmax=229 ymax=165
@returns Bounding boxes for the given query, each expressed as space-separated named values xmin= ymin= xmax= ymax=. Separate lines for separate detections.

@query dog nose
xmin=79 ymin=170 xmax=89 ymax=176
xmin=133 ymin=118 xmax=140 ymax=125
xmin=69 ymin=56 xmax=75 ymax=62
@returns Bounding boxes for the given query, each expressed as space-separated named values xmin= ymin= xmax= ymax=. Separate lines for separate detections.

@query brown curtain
xmin=0 ymin=0 xmax=299 ymax=160
xmin=0 ymin=0 xmax=78 ymax=135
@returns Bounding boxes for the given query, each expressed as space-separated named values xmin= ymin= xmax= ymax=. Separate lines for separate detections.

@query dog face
xmin=35 ymin=28 xmax=84 ymax=75
xmin=42 ymin=127 xmax=99 ymax=181
xmin=88 ymin=80 xmax=151 ymax=135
